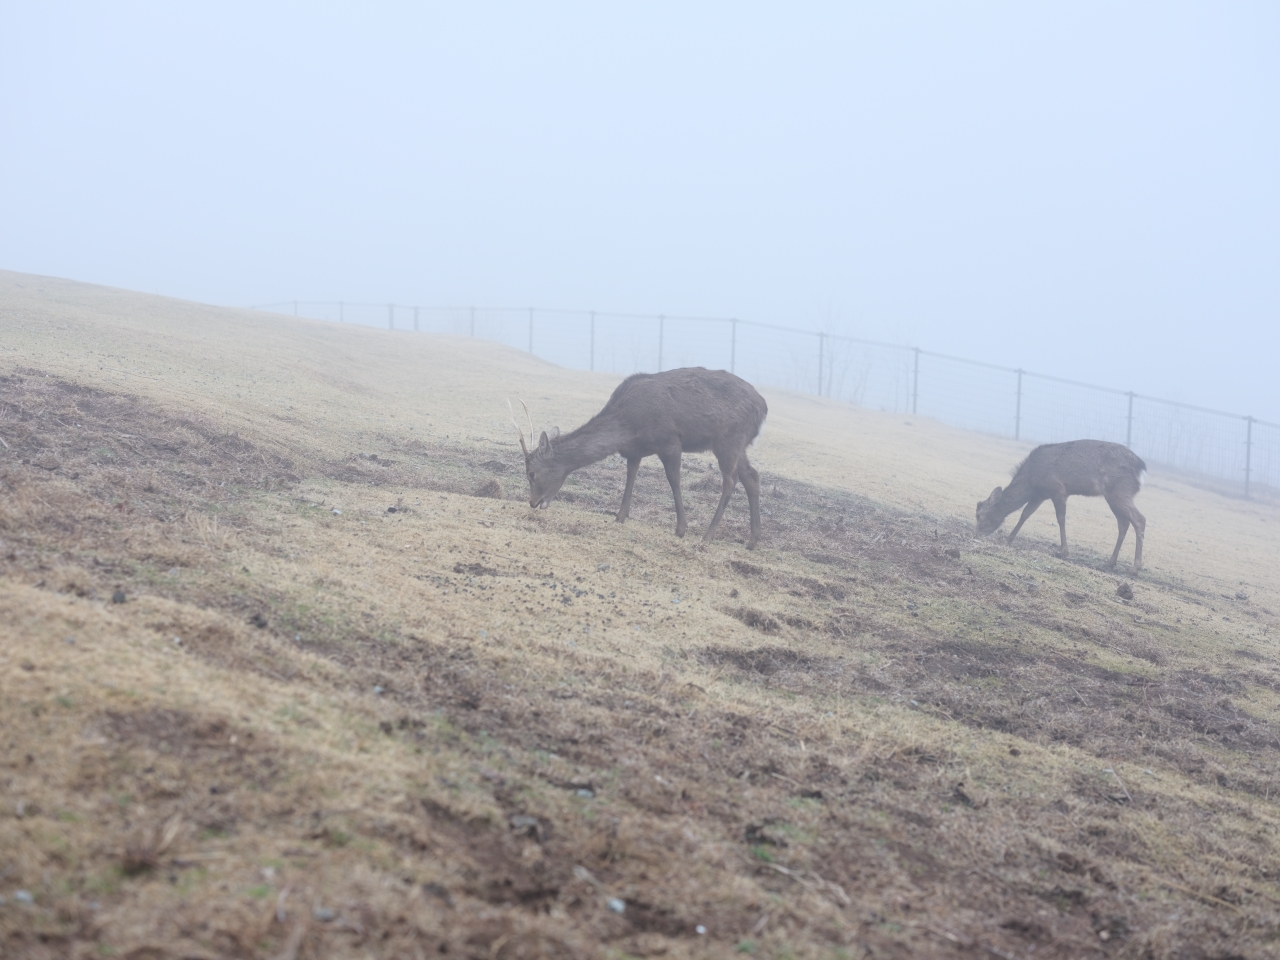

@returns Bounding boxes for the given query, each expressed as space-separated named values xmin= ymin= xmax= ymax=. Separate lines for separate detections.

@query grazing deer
xmin=976 ymin=439 xmax=1147 ymax=571
xmin=511 ymin=367 xmax=768 ymax=548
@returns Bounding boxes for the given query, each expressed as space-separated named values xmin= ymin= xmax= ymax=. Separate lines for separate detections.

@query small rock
xmin=64 ymin=637 xmax=75 ymax=644
xmin=172 ymin=637 xmax=183 ymax=646
xmin=111 ymin=589 xmax=126 ymax=604
xmin=607 ymin=897 xmax=626 ymax=914
xmin=248 ymin=612 xmax=268 ymax=629
xmin=696 ymin=925 xmax=707 ymax=935
xmin=944 ymin=547 xmax=961 ymax=559
xmin=14 ymin=890 xmax=34 ymax=905
xmin=596 ymin=563 xmax=610 ymax=572
xmin=1116 ymin=582 xmax=1134 ymax=601
xmin=474 ymin=477 xmax=504 ymax=499
xmin=313 ymin=907 xmax=336 ymax=922
xmin=373 ymin=685 xmax=385 ymax=695
xmin=331 ymin=508 xmax=342 ymax=515
xmin=576 ymin=788 xmax=594 ymax=798
xmin=509 ymin=815 xmax=541 ymax=839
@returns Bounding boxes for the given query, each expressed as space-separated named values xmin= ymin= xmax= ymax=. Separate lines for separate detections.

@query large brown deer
xmin=512 ymin=367 xmax=768 ymax=549
xmin=976 ymin=439 xmax=1147 ymax=571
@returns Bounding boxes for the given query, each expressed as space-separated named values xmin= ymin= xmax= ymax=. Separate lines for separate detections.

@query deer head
xmin=975 ymin=486 xmax=1004 ymax=534
xmin=524 ymin=427 xmax=567 ymax=508
xmin=509 ymin=400 xmax=565 ymax=509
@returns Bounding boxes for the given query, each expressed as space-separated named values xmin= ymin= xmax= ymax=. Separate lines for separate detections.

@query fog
xmin=2 ymin=3 xmax=1277 ymax=421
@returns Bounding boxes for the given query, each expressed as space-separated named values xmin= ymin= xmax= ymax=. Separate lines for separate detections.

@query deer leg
xmin=702 ymin=453 xmax=740 ymax=546
xmin=1130 ymin=503 xmax=1146 ymax=572
xmin=1107 ymin=497 xmax=1144 ymax=571
xmin=615 ymin=456 xmax=641 ymax=523
xmin=1006 ymin=498 xmax=1045 ymax=543
xmin=659 ymin=451 xmax=687 ymax=538
xmin=1052 ymin=496 xmax=1069 ymax=557
xmin=739 ymin=454 xmax=762 ymax=550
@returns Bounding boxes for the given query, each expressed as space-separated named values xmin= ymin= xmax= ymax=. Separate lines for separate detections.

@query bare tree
xmin=513 ymin=367 xmax=768 ymax=549
xmin=976 ymin=439 xmax=1147 ymax=571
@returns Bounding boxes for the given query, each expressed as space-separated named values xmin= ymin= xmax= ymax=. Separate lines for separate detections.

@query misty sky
xmin=2 ymin=3 xmax=1277 ymax=421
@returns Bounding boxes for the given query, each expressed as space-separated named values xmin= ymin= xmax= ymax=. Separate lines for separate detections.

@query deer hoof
xmin=615 ymin=513 xmax=628 ymax=524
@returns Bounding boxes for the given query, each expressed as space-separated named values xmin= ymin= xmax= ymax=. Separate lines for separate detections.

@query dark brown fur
xmin=976 ymin=439 xmax=1147 ymax=571
xmin=519 ymin=367 xmax=768 ymax=549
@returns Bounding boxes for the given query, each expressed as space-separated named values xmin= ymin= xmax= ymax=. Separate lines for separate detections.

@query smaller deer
xmin=511 ymin=367 xmax=768 ymax=548
xmin=976 ymin=439 xmax=1147 ymax=571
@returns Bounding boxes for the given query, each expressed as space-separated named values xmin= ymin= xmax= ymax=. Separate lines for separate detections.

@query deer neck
xmin=550 ymin=415 xmax=627 ymax=471
xmin=997 ymin=472 xmax=1035 ymax=517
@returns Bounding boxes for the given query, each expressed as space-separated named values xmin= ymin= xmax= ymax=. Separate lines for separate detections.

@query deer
xmin=511 ymin=367 xmax=768 ymax=549
xmin=975 ymin=439 xmax=1147 ymax=571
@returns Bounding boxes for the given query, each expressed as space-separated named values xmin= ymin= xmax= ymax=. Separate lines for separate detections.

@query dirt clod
xmin=1116 ymin=582 xmax=1135 ymax=600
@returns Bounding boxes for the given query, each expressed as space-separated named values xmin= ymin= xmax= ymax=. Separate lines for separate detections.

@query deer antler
xmin=507 ymin=399 xmax=529 ymax=456
xmin=519 ymin=399 xmax=535 ymax=448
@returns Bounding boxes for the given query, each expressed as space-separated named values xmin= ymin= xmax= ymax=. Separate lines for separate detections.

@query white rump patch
xmin=750 ymin=415 xmax=767 ymax=447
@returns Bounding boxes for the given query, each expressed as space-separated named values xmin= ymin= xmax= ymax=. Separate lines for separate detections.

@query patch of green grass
xmin=750 ymin=845 xmax=774 ymax=863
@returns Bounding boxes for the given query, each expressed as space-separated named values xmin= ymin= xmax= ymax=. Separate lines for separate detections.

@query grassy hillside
xmin=2 ymin=270 xmax=1279 ymax=959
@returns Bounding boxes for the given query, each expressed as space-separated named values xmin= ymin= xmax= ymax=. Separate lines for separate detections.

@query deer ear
xmin=538 ymin=430 xmax=552 ymax=454
xmin=990 ymin=486 xmax=1003 ymax=499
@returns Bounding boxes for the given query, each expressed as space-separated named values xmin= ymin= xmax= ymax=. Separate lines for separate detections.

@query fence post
xmin=1126 ymin=392 xmax=1134 ymax=448
xmin=912 ymin=348 xmax=920 ymax=415
xmin=658 ymin=315 xmax=664 ymax=371
xmin=470 ymin=307 xmax=475 ymax=338
xmin=413 ymin=306 xmax=419 ymax=333
xmin=1014 ymin=369 xmax=1023 ymax=440
xmin=1245 ymin=415 xmax=1254 ymax=499
xmin=339 ymin=301 xmax=344 ymax=323
xmin=730 ymin=319 xmax=737 ymax=375
xmin=589 ymin=311 xmax=595 ymax=372
xmin=817 ymin=333 xmax=825 ymax=397
xmin=528 ymin=308 xmax=534 ymax=353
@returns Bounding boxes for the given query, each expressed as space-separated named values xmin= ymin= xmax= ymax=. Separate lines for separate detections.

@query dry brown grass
xmin=2 ymin=270 xmax=1280 ymax=958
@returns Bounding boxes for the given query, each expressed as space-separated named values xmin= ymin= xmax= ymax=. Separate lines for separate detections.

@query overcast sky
xmin=2 ymin=3 xmax=1277 ymax=420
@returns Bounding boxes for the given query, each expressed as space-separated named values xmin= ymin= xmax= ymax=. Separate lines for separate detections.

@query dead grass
xmin=2 ymin=271 xmax=1280 ymax=958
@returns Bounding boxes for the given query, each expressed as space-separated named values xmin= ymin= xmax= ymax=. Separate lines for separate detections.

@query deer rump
xmin=518 ymin=367 xmax=768 ymax=549
xmin=976 ymin=439 xmax=1147 ymax=571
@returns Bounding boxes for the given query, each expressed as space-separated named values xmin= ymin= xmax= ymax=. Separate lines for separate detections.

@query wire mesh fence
xmin=253 ymin=300 xmax=1278 ymax=500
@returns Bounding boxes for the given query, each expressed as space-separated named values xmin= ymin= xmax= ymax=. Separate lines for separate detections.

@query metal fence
xmin=252 ymin=300 xmax=1278 ymax=499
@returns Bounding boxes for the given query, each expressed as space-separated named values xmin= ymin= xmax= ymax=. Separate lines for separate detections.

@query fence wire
xmin=253 ymin=301 xmax=1277 ymax=500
